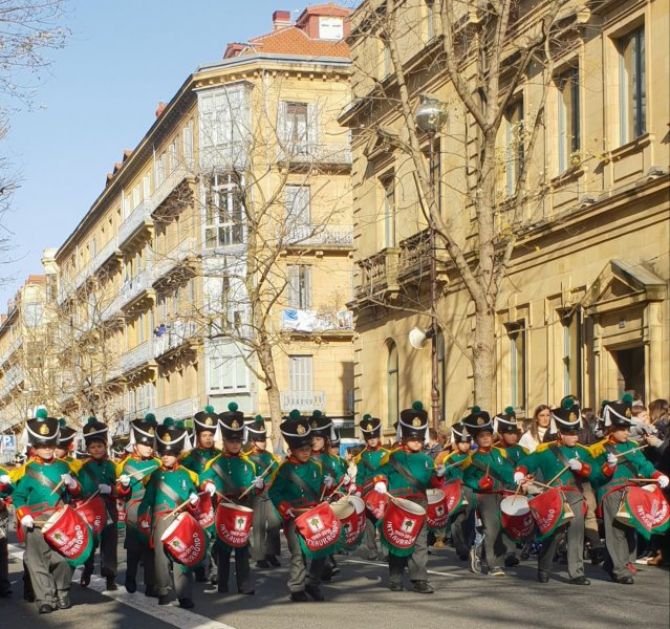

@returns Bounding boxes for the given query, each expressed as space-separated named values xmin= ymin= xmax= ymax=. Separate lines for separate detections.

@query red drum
xmin=426 ymin=489 xmax=448 ymax=530
xmin=116 ymin=499 xmax=127 ymax=524
xmin=74 ymin=495 xmax=108 ymax=536
xmin=332 ymin=496 xmax=366 ymax=549
xmin=294 ymin=502 xmax=342 ymax=559
xmin=616 ymin=483 xmax=670 ymax=540
xmin=529 ymin=487 xmax=574 ymax=540
xmin=364 ymin=490 xmax=389 ymax=520
xmin=443 ymin=480 xmax=469 ymax=516
xmin=42 ymin=505 xmax=94 ymax=567
xmin=500 ymin=494 xmax=535 ymax=541
xmin=380 ymin=497 xmax=426 ymax=558
xmin=215 ymin=502 xmax=253 ymax=548
xmin=194 ymin=491 xmax=216 ymax=531
xmin=160 ymin=512 xmax=207 ymax=567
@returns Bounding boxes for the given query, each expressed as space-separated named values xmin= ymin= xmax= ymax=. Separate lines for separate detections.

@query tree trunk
xmin=472 ymin=302 xmax=496 ymax=410
xmin=256 ymin=337 xmax=283 ymax=453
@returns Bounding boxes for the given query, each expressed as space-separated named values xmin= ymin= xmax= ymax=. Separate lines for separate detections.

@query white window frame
xmin=205 ymin=172 xmax=246 ymax=248
xmin=289 ymin=355 xmax=313 ymax=392
xmin=208 ymin=343 xmax=249 ymax=394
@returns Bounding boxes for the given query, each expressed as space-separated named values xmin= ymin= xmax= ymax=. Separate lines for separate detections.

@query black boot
xmin=412 ymin=580 xmax=434 ymax=594
xmin=305 ymin=584 xmax=325 ymax=601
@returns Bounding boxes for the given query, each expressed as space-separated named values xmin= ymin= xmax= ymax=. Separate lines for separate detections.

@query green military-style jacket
xmin=438 ymin=450 xmax=471 ymax=482
xmin=13 ymin=457 xmax=81 ymax=520
xmin=517 ymin=442 xmax=596 ymax=489
xmin=138 ymin=465 xmax=199 ymax=527
xmin=355 ymin=447 xmax=389 ymax=493
xmin=245 ymin=449 xmax=280 ymax=491
xmin=76 ymin=456 xmax=118 ymax=523
xmin=376 ymin=448 xmax=437 ymax=500
xmin=591 ymin=438 xmax=658 ymax=502
xmin=463 ymin=447 xmax=515 ymax=493
xmin=180 ymin=447 xmax=221 ymax=476
xmin=201 ymin=452 xmax=257 ymax=502
xmin=498 ymin=443 xmax=529 ymax=467
xmin=116 ymin=455 xmax=161 ymax=530
xmin=268 ymin=456 xmax=325 ymax=519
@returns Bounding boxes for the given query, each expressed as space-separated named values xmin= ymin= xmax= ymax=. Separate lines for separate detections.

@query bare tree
xmin=349 ymin=0 xmax=589 ymax=409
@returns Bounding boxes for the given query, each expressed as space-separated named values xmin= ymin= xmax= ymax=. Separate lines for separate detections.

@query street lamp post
xmin=415 ymin=95 xmax=447 ymax=430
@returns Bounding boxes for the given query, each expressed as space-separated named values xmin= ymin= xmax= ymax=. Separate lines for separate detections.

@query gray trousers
xmin=250 ymin=494 xmax=281 ymax=561
xmin=538 ymin=491 xmax=585 ymax=579
xmin=24 ymin=527 xmax=73 ymax=608
xmin=602 ymin=490 xmax=636 ymax=580
xmin=478 ymin=493 xmax=511 ymax=569
xmin=582 ymin=482 xmax=604 ymax=549
xmin=83 ymin=523 xmax=117 ymax=577
xmin=285 ymin=521 xmax=326 ymax=593
xmin=153 ymin=517 xmax=193 ymax=599
xmin=125 ymin=528 xmax=155 ymax=588
xmin=362 ymin=517 xmax=379 ymax=559
xmin=450 ymin=487 xmax=475 ymax=557
xmin=388 ymin=498 xmax=428 ymax=584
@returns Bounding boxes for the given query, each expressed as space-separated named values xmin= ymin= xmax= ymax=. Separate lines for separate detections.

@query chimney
xmin=272 ymin=10 xmax=292 ymax=31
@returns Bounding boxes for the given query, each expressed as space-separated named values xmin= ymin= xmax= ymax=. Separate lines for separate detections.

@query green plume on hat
xmin=312 ymin=410 xmax=323 ymax=418
xmin=87 ymin=416 xmax=97 ymax=425
xmin=175 ymin=420 xmax=185 ymax=429
xmin=228 ymin=402 xmax=239 ymax=412
xmin=254 ymin=414 xmax=264 ymax=422
xmin=471 ymin=405 xmax=481 ymax=414
xmin=289 ymin=409 xmax=301 ymax=421
xmin=35 ymin=407 xmax=48 ymax=420
xmin=622 ymin=393 xmax=634 ymax=404
xmin=58 ymin=418 xmax=67 ymax=428
xmin=163 ymin=417 xmax=175 ymax=428
xmin=205 ymin=405 xmax=215 ymax=414
xmin=362 ymin=413 xmax=371 ymax=421
xmin=144 ymin=412 xmax=157 ymax=425
xmin=562 ymin=398 xmax=575 ymax=410
xmin=412 ymin=401 xmax=423 ymax=411
xmin=504 ymin=406 xmax=515 ymax=415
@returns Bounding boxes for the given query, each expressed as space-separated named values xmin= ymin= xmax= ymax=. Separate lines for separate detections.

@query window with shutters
xmin=289 ymin=355 xmax=313 ymax=392
xmin=387 ymin=341 xmax=399 ymax=429
xmin=507 ymin=321 xmax=527 ymax=410
xmin=618 ymin=26 xmax=646 ymax=145
xmin=279 ymin=101 xmax=318 ymax=155
xmin=285 ymin=185 xmax=311 ymax=237
xmin=287 ymin=264 xmax=311 ymax=309
xmin=381 ymin=174 xmax=396 ymax=248
xmin=557 ymin=67 xmax=581 ymax=172
xmin=205 ymin=172 xmax=245 ymax=248
xmin=209 ymin=343 xmax=249 ymax=393
xmin=503 ymin=99 xmax=524 ymax=196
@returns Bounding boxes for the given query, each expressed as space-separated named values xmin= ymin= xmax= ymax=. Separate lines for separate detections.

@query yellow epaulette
xmin=203 ymin=453 xmax=222 ymax=473
xmin=240 ymin=452 xmax=258 ymax=474
xmin=8 ymin=462 xmax=27 ymax=483
xmin=588 ymin=439 xmax=608 ymax=459
xmin=114 ymin=455 xmax=131 ymax=477
xmin=379 ymin=447 xmax=401 ymax=467
xmin=494 ymin=446 xmax=508 ymax=458
xmin=535 ymin=442 xmax=553 ymax=453
xmin=460 ymin=454 xmax=473 ymax=470
xmin=178 ymin=465 xmax=199 ymax=486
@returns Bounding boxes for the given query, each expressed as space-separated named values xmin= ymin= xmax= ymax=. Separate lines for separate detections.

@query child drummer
xmin=77 ymin=417 xmax=119 ymax=590
xmin=268 ymin=410 xmax=331 ymax=602
xmin=370 ymin=401 xmax=446 ymax=594
xmin=200 ymin=402 xmax=259 ymax=595
xmin=12 ymin=408 xmax=82 ymax=613
xmin=0 ymin=461 xmax=14 ymax=598
xmin=138 ymin=418 xmax=202 ymax=609
xmin=592 ymin=399 xmax=669 ymax=584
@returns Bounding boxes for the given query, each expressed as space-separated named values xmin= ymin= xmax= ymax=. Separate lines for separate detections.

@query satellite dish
xmin=409 ymin=327 xmax=428 ymax=349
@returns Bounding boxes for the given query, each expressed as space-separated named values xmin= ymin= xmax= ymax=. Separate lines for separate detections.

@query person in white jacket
xmin=519 ymin=405 xmax=552 ymax=453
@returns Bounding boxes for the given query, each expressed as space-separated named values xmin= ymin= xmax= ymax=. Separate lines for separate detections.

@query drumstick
xmin=50 ymin=480 xmax=65 ymax=495
xmin=615 ymin=444 xmax=648 ymax=458
xmin=628 ymin=478 xmax=660 ymax=483
xmin=215 ymin=491 xmax=237 ymax=504
xmin=164 ymin=491 xmax=206 ymax=519
xmin=546 ymin=465 xmax=570 ymax=487
xmin=238 ymin=464 xmax=275 ymax=500
xmin=320 ymin=475 xmax=348 ymax=502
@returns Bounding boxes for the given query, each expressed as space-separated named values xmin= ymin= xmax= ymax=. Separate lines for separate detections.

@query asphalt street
xmin=2 ymin=529 xmax=669 ymax=629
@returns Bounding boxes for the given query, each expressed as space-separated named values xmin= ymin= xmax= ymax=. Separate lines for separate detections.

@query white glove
xmin=435 ymin=465 xmax=446 ymax=478
xmin=646 ymin=435 xmax=662 ymax=448
xmin=374 ymin=481 xmax=387 ymax=494
xmin=606 ymin=453 xmax=618 ymax=467
xmin=349 ymin=483 xmax=358 ymax=494
xmin=658 ymin=475 xmax=669 ymax=489
xmin=342 ymin=473 xmax=351 ymax=485
xmin=61 ymin=473 xmax=76 ymax=489
xmin=204 ymin=482 xmax=216 ymax=496
xmin=253 ymin=476 xmax=265 ymax=490
xmin=21 ymin=514 xmax=35 ymax=529
xmin=0 ymin=474 xmax=10 ymax=485
xmin=514 ymin=471 xmax=526 ymax=485
xmin=568 ymin=458 xmax=582 ymax=471
xmin=98 ymin=483 xmax=112 ymax=495
xmin=119 ymin=474 xmax=131 ymax=487
xmin=285 ymin=508 xmax=296 ymax=519
xmin=323 ymin=475 xmax=334 ymax=489
xmin=188 ymin=492 xmax=199 ymax=506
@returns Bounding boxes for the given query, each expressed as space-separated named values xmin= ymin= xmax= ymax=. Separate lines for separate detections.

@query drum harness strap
xmin=604 ymin=443 xmax=638 ymax=476
xmin=211 ymin=462 xmax=239 ymax=496
xmin=26 ymin=464 xmax=59 ymax=492
xmin=388 ymin=455 xmax=425 ymax=498
xmin=469 ymin=456 xmax=507 ymax=488
xmin=287 ymin=469 xmax=319 ymax=504
xmin=549 ymin=445 xmax=582 ymax=493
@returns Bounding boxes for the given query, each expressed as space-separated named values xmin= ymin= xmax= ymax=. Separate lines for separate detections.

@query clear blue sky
xmin=1 ymin=0 xmax=352 ymax=305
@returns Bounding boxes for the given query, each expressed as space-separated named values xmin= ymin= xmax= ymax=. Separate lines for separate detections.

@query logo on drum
xmin=401 ymin=518 xmax=416 ymax=532
xmin=235 ymin=515 xmax=248 ymax=531
xmin=171 ymin=538 xmax=185 ymax=551
xmin=308 ymin=515 xmax=325 ymax=533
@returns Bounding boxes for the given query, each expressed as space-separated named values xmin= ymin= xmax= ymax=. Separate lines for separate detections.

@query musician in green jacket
xmin=138 ymin=418 xmax=201 ymax=609
xmin=494 ymin=407 xmax=528 ymax=466
xmin=371 ymin=401 xmax=446 ymax=594
xmin=268 ymin=411 xmax=331 ymax=602
xmin=245 ymin=415 xmax=281 ymax=569
xmin=515 ymin=400 xmax=597 ymax=585
xmin=355 ymin=414 xmax=388 ymax=560
xmin=201 ymin=402 xmax=259 ymax=595
xmin=13 ymin=408 xmax=82 ymax=614
xmin=77 ymin=417 xmax=118 ymax=590
xmin=0 ymin=462 xmax=14 ymax=597
xmin=116 ymin=414 xmax=160 ymax=595
xmin=54 ymin=419 xmax=77 ymax=463
xmin=462 ymin=407 xmax=515 ymax=577
xmin=592 ymin=400 xmax=669 ymax=584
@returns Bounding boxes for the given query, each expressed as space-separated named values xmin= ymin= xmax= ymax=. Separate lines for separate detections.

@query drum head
xmin=391 ymin=497 xmax=426 ymax=516
xmin=331 ymin=499 xmax=355 ymax=520
xmin=347 ymin=495 xmax=365 ymax=514
xmin=160 ymin=512 xmax=184 ymax=542
xmin=218 ymin=502 xmax=253 ymax=514
xmin=426 ymin=488 xmax=445 ymax=504
xmin=501 ymin=495 xmax=530 ymax=516
xmin=642 ymin=484 xmax=657 ymax=493
xmin=42 ymin=505 xmax=68 ymax=534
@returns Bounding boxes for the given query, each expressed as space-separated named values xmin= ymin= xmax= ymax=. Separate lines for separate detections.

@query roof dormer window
xmin=319 ymin=16 xmax=343 ymax=40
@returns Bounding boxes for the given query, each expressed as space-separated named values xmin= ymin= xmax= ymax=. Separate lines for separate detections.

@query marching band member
xmin=372 ymin=401 xmax=445 ymax=594
xmin=77 ymin=417 xmax=118 ymax=590
xmin=462 ymin=407 xmax=515 ymax=577
xmin=0 ymin=461 xmax=13 ymax=598
xmin=54 ymin=418 xmax=77 ymax=462
xmin=116 ymin=413 xmax=160 ymax=596
xmin=494 ymin=408 xmax=528 ymax=466
xmin=138 ymin=418 xmax=200 ymax=609
xmin=13 ymin=408 xmax=81 ymax=613
xmin=245 ymin=415 xmax=282 ymax=569
xmin=268 ymin=410 xmax=330 ymax=602
xmin=201 ymin=402 xmax=258 ymax=596
xmin=515 ymin=400 xmax=596 ymax=585
xmin=592 ymin=399 xmax=669 ymax=584
xmin=355 ymin=414 xmax=388 ymax=560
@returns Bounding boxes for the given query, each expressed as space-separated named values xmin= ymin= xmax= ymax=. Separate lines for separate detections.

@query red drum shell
xmin=160 ymin=512 xmax=207 ymax=567
xmin=215 ymin=502 xmax=253 ymax=548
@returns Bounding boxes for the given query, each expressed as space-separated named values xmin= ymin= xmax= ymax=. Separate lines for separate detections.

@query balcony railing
xmin=357 ymin=248 xmax=400 ymax=296
xmin=277 ymin=143 xmax=352 ymax=166
xmin=120 ymin=340 xmax=153 ymax=373
xmin=0 ymin=336 xmax=23 ymax=367
xmin=397 ymin=228 xmax=447 ymax=280
xmin=119 ymin=266 xmax=153 ymax=308
xmin=149 ymin=165 xmax=193 ymax=214
xmin=153 ymin=320 xmax=199 ymax=358
xmin=281 ymin=308 xmax=353 ymax=333
xmin=91 ymin=236 xmax=120 ymax=274
xmin=154 ymin=397 xmax=199 ymax=421
xmin=118 ymin=201 xmax=151 ymax=246
xmin=153 ymin=236 xmax=197 ymax=281
xmin=283 ymin=225 xmax=353 ymax=248
xmin=280 ymin=390 xmax=326 ymax=411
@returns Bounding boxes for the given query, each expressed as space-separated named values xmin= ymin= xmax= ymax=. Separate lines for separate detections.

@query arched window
xmin=387 ymin=341 xmax=399 ymax=429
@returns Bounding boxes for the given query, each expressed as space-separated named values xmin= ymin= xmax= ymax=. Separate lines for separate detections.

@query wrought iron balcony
xmin=277 ymin=143 xmax=352 ymax=167
xmin=356 ymin=247 xmax=400 ymax=298
xmin=119 ymin=266 xmax=153 ymax=309
xmin=149 ymin=165 xmax=193 ymax=215
xmin=280 ymin=390 xmax=326 ymax=412
xmin=0 ymin=365 xmax=24 ymax=398
xmin=283 ymin=225 xmax=353 ymax=248
xmin=153 ymin=320 xmax=199 ymax=359
xmin=0 ymin=336 xmax=23 ymax=367
xmin=152 ymin=236 xmax=197 ymax=282
xmin=91 ymin=236 xmax=121 ymax=274
xmin=118 ymin=201 xmax=151 ymax=247
xmin=120 ymin=340 xmax=154 ymax=373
